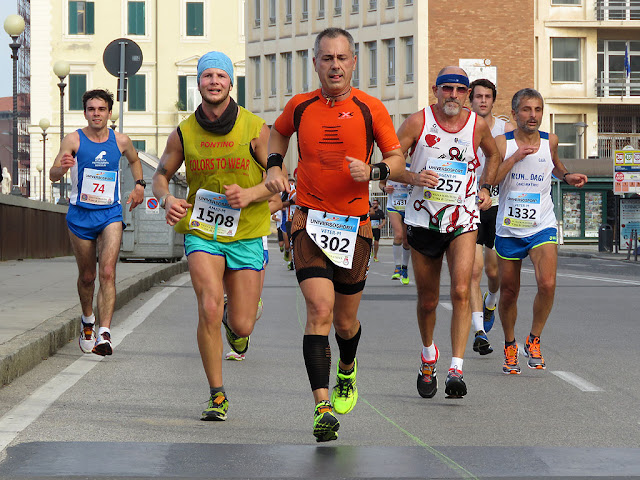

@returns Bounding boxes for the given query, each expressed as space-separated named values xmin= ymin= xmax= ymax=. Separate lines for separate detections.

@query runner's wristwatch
xmin=135 ymin=179 xmax=147 ymax=188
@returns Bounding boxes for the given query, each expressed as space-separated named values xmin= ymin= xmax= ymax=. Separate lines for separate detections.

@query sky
xmin=1 ymin=0 xmax=19 ymax=99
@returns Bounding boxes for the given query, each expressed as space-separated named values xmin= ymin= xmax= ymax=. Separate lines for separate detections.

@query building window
xmin=552 ymin=38 xmax=581 ymax=82
xmin=367 ymin=41 xmax=377 ymax=87
xmin=385 ymin=39 xmax=395 ymax=84
xmin=319 ymin=0 xmax=325 ymax=18
xmin=555 ymin=123 xmax=578 ymax=159
xmin=69 ymin=74 xmax=87 ymax=111
xmin=285 ymin=0 xmax=292 ymax=22
xmin=404 ymin=36 xmax=413 ymax=82
xmin=283 ymin=52 xmax=293 ymax=94
xmin=302 ymin=0 xmax=308 ymax=20
xmin=252 ymin=57 xmax=261 ymax=98
xmin=597 ymin=40 xmax=640 ymax=97
xmin=127 ymin=1 xmax=145 ymax=35
xmin=299 ymin=50 xmax=309 ymax=92
xmin=352 ymin=0 xmax=359 ymax=13
xmin=237 ymin=76 xmax=246 ymax=107
xmin=132 ymin=140 xmax=146 ymax=151
xmin=552 ymin=0 xmax=580 ymax=4
xmin=186 ymin=2 xmax=204 ymax=36
xmin=268 ymin=55 xmax=277 ymax=97
xmin=68 ymin=1 xmax=94 ymax=35
xmin=335 ymin=0 xmax=342 ymax=15
xmin=353 ymin=43 xmax=359 ymax=87
xmin=254 ymin=0 xmax=261 ymax=26
xmin=269 ymin=0 xmax=276 ymax=25
xmin=369 ymin=0 xmax=377 ymax=10
xmin=405 ymin=0 xmax=412 ymax=4
xmin=128 ymin=74 xmax=146 ymax=111
xmin=387 ymin=0 xmax=395 ymax=6
xmin=178 ymin=75 xmax=201 ymax=112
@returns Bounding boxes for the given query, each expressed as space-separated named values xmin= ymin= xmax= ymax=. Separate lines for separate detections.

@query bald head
xmin=437 ymin=66 xmax=467 ymax=78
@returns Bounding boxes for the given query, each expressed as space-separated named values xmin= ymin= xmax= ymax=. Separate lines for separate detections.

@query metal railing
xmin=596 ymin=0 xmax=640 ymax=20
xmin=596 ymin=71 xmax=640 ymax=97
xmin=598 ymin=134 xmax=640 ymax=159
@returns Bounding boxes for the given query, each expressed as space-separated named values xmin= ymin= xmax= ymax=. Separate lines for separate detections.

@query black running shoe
xmin=444 ymin=368 xmax=467 ymax=398
xmin=472 ymin=330 xmax=493 ymax=355
xmin=417 ymin=347 xmax=438 ymax=398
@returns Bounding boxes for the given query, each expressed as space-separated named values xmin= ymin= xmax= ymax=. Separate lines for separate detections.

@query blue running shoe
xmin=482 ymin=291 xmax=496 ymax=333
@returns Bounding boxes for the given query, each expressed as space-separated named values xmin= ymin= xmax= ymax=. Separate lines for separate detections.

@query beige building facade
xmin=245 ymin=0 xmax=428 ymax=177
xmin=28 ymin=0 xmax=247 ymax=201
xmin=536 ymin=0 xmax=640 ymax=161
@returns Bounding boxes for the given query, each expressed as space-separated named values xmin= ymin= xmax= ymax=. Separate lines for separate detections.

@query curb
xmin=0 ymin=260 xmax=189 ymax=386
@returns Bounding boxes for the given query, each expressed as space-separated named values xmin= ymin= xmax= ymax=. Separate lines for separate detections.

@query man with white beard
xmin=396 ymin=66 xmax=501 ymax=399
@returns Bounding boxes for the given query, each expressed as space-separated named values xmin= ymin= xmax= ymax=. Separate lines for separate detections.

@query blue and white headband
xmin=436 ymin=74 xmax=469 ymax=87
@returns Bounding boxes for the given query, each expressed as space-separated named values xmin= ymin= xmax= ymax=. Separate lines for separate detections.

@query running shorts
xmin=66 ymin=203 xmax=124 ymax=241
xmin=407 ymin=225 xmax=477 ymax=259
xmin=495 ymin=228 xmax=558 ymax=261
xmin=184 ymin=234 xmax=264 ymax=271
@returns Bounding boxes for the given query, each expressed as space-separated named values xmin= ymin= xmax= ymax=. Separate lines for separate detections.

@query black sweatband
xmin=267 ymin=152 xmax=284 ymax=170
xmin=563 ymin=172 xmax=571 ymax=184
xmin=370 ymin=162 xmax=390 ymax=181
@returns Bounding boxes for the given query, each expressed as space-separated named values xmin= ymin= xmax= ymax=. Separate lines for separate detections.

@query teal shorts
xmin=495 ymin=228 xmax=558 ymax=261
xmin=184 ymin=235 xmax=264 ymax=271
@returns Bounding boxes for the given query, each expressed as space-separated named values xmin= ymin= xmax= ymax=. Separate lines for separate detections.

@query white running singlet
xmin=496 ymin=131 xmax=557 ymax=238
xmin=405 ymin=105 xmax=480 ymax=234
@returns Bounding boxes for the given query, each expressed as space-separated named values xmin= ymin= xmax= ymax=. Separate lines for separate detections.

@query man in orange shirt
xmin=265 ymin=28 xmax=407 ymax=442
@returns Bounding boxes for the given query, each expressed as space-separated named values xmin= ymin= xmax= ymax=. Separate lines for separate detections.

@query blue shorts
xmin=495 ymin=228 xmax=558 ymax=260
xmin=184 ymin=234 xmax=264 ymax=271
xmin=67 ymin=203 xmax=124 ymax=240
xmin=386 ymin=207 xmax=405 ymax=218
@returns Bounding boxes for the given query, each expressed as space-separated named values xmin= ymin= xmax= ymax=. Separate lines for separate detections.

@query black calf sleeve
xmin=335 ymin=324 xmax=361 ymax=366
xmin=303 ymin=335 xmax=331 ymax=391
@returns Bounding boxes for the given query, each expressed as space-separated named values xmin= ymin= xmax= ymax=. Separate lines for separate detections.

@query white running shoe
xmin=92 ymin=331 xmax=113 ymax=356
xmin=79 ymin=321 xmax=96 ymax=354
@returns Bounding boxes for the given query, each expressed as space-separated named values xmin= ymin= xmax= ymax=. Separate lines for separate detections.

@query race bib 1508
xmin=190 ymin=189 xmax=241 ymax=237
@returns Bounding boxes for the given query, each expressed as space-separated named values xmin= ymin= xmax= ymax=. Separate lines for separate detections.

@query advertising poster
xmin=613 ymin=149 xmax=640 ymax=195
xmin=620 ymin=198 xmax=640 ymax=249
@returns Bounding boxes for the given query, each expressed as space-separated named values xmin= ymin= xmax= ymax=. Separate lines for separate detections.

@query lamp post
xmin=573 ymin=121 xmax=588 ymax=160
xmin=4 ymin=14 xmax=26 ymax=196
xmin=35 ymin=163 xmax=43 ymax=201
xmin=39 ymin=118 xmax=50 ymax=202
xmin=53 ymin=60 xmax=70 ymax=204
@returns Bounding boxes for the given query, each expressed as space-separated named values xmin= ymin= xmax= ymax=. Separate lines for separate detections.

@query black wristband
xmin=370 ymin=162 xmax=390 ymax=181
xmin=562 ymin=172 xmax=571 ymax=184
xmin=480 ymin=183 xmax=492 ymax=191
xmin=267 ymin=153 xmax=284 ymax=170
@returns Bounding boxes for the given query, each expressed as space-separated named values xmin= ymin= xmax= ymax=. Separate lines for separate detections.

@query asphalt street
xmin=0 ymin=244 xmax=639 ymax=479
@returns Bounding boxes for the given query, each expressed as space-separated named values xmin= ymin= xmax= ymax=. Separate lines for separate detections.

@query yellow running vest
xmin=174 ymin=107 xmax=270 ymax=242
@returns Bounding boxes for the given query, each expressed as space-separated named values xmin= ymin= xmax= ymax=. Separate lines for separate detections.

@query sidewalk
xmin=0 ymin=256 xmax=188 ymax=386
xmin=1 ymin=242 xmax=636 ymax=387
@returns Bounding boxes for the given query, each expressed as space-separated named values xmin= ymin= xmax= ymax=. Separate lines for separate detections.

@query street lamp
xmin=110 ymin=105 xmax=119 ymax=130
xmin=4 ymin=14 xmax=26 ymax=196
xmin=53 ymin=60 xmax=70 ymax=204
xmin=39 ymin=118 xmax=50 ymax=202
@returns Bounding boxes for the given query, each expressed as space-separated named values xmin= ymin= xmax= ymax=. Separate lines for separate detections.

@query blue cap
xmin=197 ymin=51 xmax=234 ymax=86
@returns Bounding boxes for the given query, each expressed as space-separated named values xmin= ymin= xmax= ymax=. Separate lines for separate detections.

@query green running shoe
xmin=400 ymin=266 xmax=410 ymax=285
xmin=202 ymin=392 xmax=228 ymax=421
xmin=313 ymin=400 xmax=339 ymax=442
xmin=221 ymin=297 xmax=250 ymax=355
xmin=391 ymin=266 xmax=401 ymax=280
xmin=330 ymin=359 xmax=358 ymax=414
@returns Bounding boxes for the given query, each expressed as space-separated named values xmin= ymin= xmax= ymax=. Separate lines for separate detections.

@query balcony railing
xmin=596 ymin=0 xmax=640 ymax=20
xmin=596 ymin=71 xmax=640 ymax=97
xmin=598 ymin=134 xmax=640 ymax=159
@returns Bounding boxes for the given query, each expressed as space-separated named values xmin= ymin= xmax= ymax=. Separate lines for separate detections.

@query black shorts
xmin=277 ymin=228 xmax=284 ymax=242
xmin=291 ymin=209 xmax=372 ymax=295
xmin=372 ymin=228 xmax=381 ymax=241
xmin=285 ymin=220 xmax=293 ymax=237
xmin=476 ymin=205 xmax=498 ymax=249
xmin=407 ymin=225 xmax=477 ymax=259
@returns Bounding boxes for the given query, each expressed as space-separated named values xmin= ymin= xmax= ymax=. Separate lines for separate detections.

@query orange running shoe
xmin=502 ymin=343 xmax=521 ymax=374
xmin=523 ymin=335 xmax=546 ymax=370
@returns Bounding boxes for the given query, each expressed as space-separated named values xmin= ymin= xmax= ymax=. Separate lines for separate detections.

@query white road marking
xmin=522 ymin=268 xmax=640 ymax=286
xmin=0 ymin=274 xmax=191 ymax=453
xmin=551 ymin=371 xmax=604 ymax=392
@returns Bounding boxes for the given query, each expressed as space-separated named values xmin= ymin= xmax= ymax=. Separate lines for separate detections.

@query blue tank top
xmin=69 ymin=129 xmax=122 ymax=209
